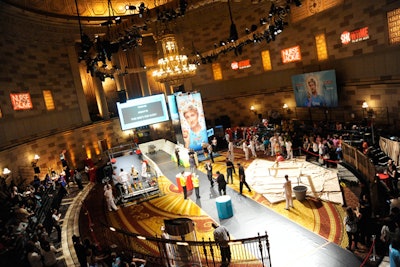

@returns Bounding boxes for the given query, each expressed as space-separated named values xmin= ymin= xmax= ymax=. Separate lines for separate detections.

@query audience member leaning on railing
xmin=0 ymin=172 xmax=65 ymax=266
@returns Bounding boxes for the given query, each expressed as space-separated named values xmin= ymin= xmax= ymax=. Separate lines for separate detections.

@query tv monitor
xmin=116 ymin=94 xmax=169 ymax=131
xmin=292 ymin=69 xmax=338 ymax=108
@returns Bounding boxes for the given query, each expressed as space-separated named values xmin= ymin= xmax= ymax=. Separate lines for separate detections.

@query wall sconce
xmin=250 ymin=105 xmax=257 ymax=115
xmin=31 ymin=154 xmax=40 ymax=167
xmin=2 ymin=167 xmax=11 ymax=176
xmin=282 ymin=103 xmax=292 ymax=114
xmin=362 ymin=101 xmax=374 ymax=117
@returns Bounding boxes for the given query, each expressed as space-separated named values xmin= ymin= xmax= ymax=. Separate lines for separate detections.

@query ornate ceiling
xmin=1 ymin=0 xmax=230 ymax=20
xmin=2 ymin=0 xmax=175 ymax=19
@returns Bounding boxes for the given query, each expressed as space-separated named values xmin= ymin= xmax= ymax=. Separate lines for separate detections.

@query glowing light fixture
xmin=152 ymin=34 xmax=197 ymax=86
xmin=362 ymin=101 xmax=369 ymax=109
xmin=3 ymin=168 xmax=11 ymax=175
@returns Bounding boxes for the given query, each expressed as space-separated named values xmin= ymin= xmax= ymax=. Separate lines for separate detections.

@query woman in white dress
xmin=104 ymin=184 xmax=119 ymax=211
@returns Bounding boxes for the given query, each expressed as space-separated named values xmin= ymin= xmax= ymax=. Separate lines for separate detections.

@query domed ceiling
xmin=3 ymin=0 xmax=164 ymax=18
xmin=2 ymin=0 xmax=222 ymax=21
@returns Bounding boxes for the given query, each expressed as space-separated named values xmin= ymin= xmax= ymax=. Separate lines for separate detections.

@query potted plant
xmin=293 ymin=171 xmax=307 ymax=201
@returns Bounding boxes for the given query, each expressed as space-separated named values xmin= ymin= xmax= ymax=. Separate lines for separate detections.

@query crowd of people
xmin=0 ymin=165 xmax=88 ymax=266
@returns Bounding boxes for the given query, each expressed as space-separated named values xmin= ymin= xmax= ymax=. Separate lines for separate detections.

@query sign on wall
xmin=10 ymin=93 xmax=33 ymax=110
xmin=340 ymin=27 xmax=369 ymax=45
xmin=231 ymin=59 xmax=251 ymax=70
xmin=388 ymin=8 xmax=400 ymax=44
xmin=281 ymin=46 xmax=302 ymax=64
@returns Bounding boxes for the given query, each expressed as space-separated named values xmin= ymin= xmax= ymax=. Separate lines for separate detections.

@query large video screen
xmin=176 ymin=92 xmax=208 ymax=151
xmin=292 ymin=70 xmax=338 ymax=108
xmin=116 ymin=94 xmax=169 ymax=131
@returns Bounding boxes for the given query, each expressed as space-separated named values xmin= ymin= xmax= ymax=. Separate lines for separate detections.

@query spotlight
xmin=220 ymin=41 xmax=226 ymax=46
xmin=115 ymin=17 xmax=122 ymax=24
xmin=125 ymin=5 xmax=136 ymax=10
xmin=100 ymin=20 xmax=113 ymax=27
xmin=229 ymin=23 xmax=238 ymax=42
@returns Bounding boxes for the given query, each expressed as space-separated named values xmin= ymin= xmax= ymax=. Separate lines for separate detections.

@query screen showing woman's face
xmin=307 ymin=79 xmax=317 ymax=94
xmin=184 ymin=110 xmax=198 ymax=129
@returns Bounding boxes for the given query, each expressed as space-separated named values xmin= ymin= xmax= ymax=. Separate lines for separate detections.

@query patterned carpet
xmin=103 ymin=148 xmax=347 ymax=249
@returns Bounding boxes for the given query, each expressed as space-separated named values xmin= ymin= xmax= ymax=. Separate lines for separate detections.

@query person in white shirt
xmin=104 ymin=184 xmax=119 ymax=211
xmin=118 ymin=168 xmax=130 ymax=195
xmin=249 ymin=137 xmax=257 ymax=158
xmin=285 ymin=138 xmax=293 ymax=160
xmin=242 ymin=140 xmax=249 ymax=160
xmin=283 ymin=175 xmax=294 ymax=210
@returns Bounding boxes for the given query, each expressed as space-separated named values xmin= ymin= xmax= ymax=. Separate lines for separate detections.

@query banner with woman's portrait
xmin=175 ymin=93 xmax=208 ymax=151
xmin=292 ymin=70 xmax=338 ymax=108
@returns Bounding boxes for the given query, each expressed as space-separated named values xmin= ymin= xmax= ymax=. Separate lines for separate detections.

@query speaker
xmin=118 ymin=90 xmax=127 ymax=103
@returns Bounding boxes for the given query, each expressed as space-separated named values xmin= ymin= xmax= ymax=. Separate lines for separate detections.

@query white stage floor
xmin=245 ymin=158 xmax=344 ymax=205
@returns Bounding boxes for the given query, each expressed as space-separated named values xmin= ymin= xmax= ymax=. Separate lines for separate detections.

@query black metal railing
xmin=98 ymin=222 xmax=272 ymax=267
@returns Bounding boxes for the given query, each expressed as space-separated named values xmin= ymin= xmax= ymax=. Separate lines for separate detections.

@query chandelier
xmin=152 ymin=34 xmax=197 ymax=86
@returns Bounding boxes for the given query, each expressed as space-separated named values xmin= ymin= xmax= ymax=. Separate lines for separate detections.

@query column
xmin=92 ymin=76 xmax=110 ymax=120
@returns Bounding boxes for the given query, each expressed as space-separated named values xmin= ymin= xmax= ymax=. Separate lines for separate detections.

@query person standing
xmin=179 ymin=171 xmax=188 ymax=200
xmin=390 ymin=237 xmax=400 ymax=267
xmin=285 ymin=137 xmax=293 ymax=160
xmin=51 ymin=209 xmax=62 ymax=242
xmin=118 ymin=168 xmax=130 ymax=195
xmin=242 ymin=140 xmax=250 ymax=160
xmin=72 ymin=235 xmax=87 ymax=267
xmin=175 ymin=148 xmax=181 ymax=167
xmin=237 ymin=163 xmax=251 ymax=194
xmin=211 ymin=136 xmax=218 ymax=152
xmin=249 ymin=137 xmax=257 ymax=158
xmin=189 ymin=154 xmax=197 ymax=174
xmin=212 ymin=223 xmax=231 ymax=265
xmin=227 ymin=141 xmax=235 ymax=162
xmin=73 ymin=169 xmax=84 ymax=190
xmin=205 ymin=161 xmax=214 ymax=187
xmin=344 ymin=206 xmax=359 ymax=251
xmin=226 ymin=158 xmax=235 ymax=184
xmin=192 ymin=173 xmax=200 ymax=199
xmin=141 ymin=160 xmax=148 ymax=179
xmin=131 ymin=166 xmax=140 ymax=190
xmin=270 ymin=135 xmax=277 ymax=156
xmin=283 ymin=175 xmax=293 ymax=210
xmin=104 ymin=184 xmax=119 ymax=211
xmin=215 ymin=171 xmax=227 ymax=196
xmin=207 ymin=143 xmax=214 ymax=163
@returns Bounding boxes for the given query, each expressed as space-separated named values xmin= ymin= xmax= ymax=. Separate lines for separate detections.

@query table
xmin=176 ymin=172 xmax=193 ymax=192
xmin=216 ymin=195 xmax=233 ymax=219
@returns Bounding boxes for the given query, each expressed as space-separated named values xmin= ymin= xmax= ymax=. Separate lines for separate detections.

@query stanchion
xmin=360 ymin=235 xmax=378 ymax=267
xmin=369 ymin=235 xmax=379 ymax=262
